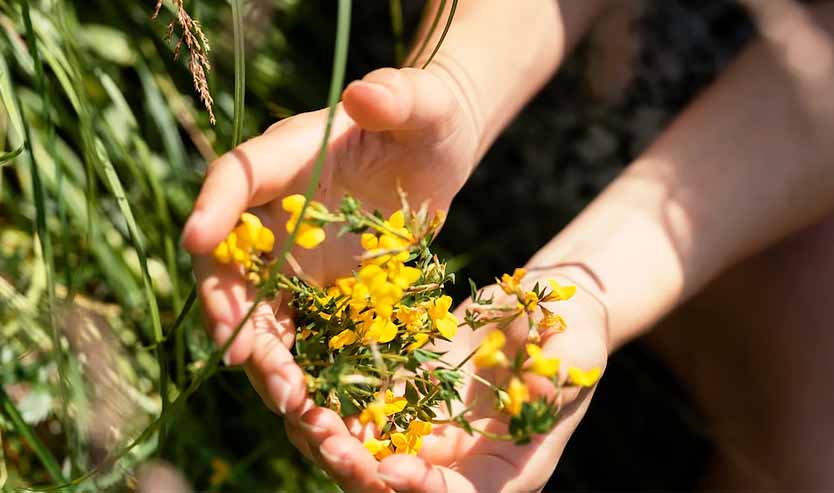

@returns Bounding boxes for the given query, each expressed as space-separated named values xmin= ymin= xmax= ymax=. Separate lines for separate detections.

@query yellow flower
xmin=390 ymin=420 xmax=432 ymax=455
xmin=213 ymin=213 xmax=275 ymax=268
xmin=374 ymin=389 xmax=408 ymax=415
xmin=473 ymin=330 xmax=508 ymax=369
xmin=525 ymin=344 xmax=560 ymax=377
xmin=387 ymin=262 xmax=422 ymax=290
xmin=498 ymin=268 xmax=527 ymax=295
xmin=209 ymin=458 xmax=231 ymax=486
xmin=520 ymin=290 xmax=539 ymax=313
xmin=427 ymin=295 xmax=458 ymax=339
xmin=543 ymin=279 xmax=576 ymax=302
xmin=363 ymin=315 xmax=398 ymax=344
xmin=505 ymin=377 xmax=530 ymax=417
xmin=568 ymin=367 xmax=602 ymax=387
xmin=237 ymin=212 xmax=275 ymax=252
xmin=282 ymin=194 xmax=326 ymax=249
xmin=363 ymin=438 xmax=393 ymax=460
xmin=407 ymin=333 xmax=430 ymax=351
xmin=538 ymin=307 xmax=567 ymax=332
xmin=359 ymin=401 xmax=387 ymax=430
xmin=329 ymin=329 xmax=357 ymax=350
xmin=396 ymin=305 xmax=424 ymax=332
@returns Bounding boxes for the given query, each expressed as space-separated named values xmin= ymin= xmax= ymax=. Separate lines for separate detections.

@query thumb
xmin=342 ymin=67 xmax=458 ymax=134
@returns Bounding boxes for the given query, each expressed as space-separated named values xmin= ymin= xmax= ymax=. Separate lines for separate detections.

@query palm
xmin=292 ymin=280 xmax=608 ymax=493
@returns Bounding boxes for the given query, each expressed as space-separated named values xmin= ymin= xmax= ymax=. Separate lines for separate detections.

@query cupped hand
xmin=293 ymin=270 xmax=609 ymax=493
xmin=180 ymin=67 xmax=477 ymax=423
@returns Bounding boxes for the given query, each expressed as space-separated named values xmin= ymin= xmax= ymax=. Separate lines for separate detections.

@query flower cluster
xmin=212 ymin=194 xmax=602 ymax=455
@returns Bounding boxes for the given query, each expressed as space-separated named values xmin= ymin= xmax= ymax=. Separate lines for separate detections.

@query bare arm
xmin=529 ymin=0 xmax=834 ymax=350
xmin=412 ymin=0 xmax=609 ymax=161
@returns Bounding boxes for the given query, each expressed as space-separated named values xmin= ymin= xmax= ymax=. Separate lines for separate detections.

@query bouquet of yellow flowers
xmin=213 ymin=194 xmax=600 ymax=458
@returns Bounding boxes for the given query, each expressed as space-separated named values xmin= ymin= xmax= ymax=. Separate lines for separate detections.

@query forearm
xmin=529 ymin=2 xmax=834 ymax=351
xmin=410 ymin=0 xmax=609 ymax=160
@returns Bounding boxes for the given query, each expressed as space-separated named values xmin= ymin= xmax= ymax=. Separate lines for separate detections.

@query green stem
xmin=405 ymin=0 xmax=446 ymax=67
xmin=389 ymin=0 xmax=405 ymax=65
xmin=421 ymin=0 xmax=458 ymax=69
xmin=230 ymin=0 xmax=245 ymax=146
xmin=19 ymin=1 xmax=73 ymax=471
xmin=0 ymin=386 xmax=65 ymax=483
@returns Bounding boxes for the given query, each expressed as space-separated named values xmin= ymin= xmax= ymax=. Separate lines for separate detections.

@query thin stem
xmin=421 ymin=0 xmax=458 ymax=69
xmin=230 ymin=0 xmax=245 ymax=146
xmin=0 ymin=386 xmax=65 ymax=483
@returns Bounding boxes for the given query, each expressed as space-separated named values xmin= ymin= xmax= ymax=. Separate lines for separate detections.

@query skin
xmin=183 ymin=0 xmax=834 ymax=490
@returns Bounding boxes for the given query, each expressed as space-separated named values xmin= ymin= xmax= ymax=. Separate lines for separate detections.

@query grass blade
xmin=231 ymin=0 xmax=245 ymax=147
xmin=421 ymin=0 xmax=457 ymax=69
xmin=0 ymin=144 xmax=22 ymax=166
xmin=389 ymin=0 xmax=405 ymax=65
xmin=0 ymin=386 xmax=65 ymax=484
xmin=404 ymin=0 xmax=445 ymax=67
xmin=0 ymin=427 xmax=6 ymax=489
xmin=19 ymin=1 xmax=72 ymax=470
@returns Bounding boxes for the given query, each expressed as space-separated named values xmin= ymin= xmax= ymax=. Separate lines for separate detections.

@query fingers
xmin=193 ymin=255 xmax=256 ymax=365
xmin=379 ymin=455 xmax=478 ymax=493
xmin=342 ymin=67 xmax=457 ymax=135
xmin=298 ymin=408 xmax=387 ymax=492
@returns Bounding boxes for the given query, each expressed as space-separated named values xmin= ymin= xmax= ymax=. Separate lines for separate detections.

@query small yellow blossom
xmin=359 ymin=401 xmax=387 ymax=430
xmin=543 ymin=279 xmax=576 ymax=302
xmin=505 ymin=377 xmax=530 ymax=416
xmin=498 ymin=268 xmax=527 ymax=295
xmin=427 ymin=295 xmax=458 ymax=339
xmin=363 ymin=438 xmax=393 ymax=460
xmin=363 ymin=315 xmax=398 ymax=344
xmin=538 ymin=307 xmax=567 ymax=332
xmin=387 ymin=262 xmax=422 ymax=290
xmin=520 ymin=290 xmax=539 ymax=313
xmin=213 ymin=213 xmax=275 ymax=268
xmin=473 ymin=330 xmax=508 ymax=369
xmin=282 ymin=194 xmax=327 ymax=249
xmin=209 ymin=458 xmax=231 ymax=486
xmin=374 ymin=389 xmax=408 ymax=415
xmin=407 ymin=333 xmax=430 ymax=351
xmin=390 ymin=420 xmax=432 ymax=455
xmin=568 ymin=367 xmax=602 ymax=387
xmin=396 ymin=305 xmax=424 ymax=332
xmin=525 ymin=344 xmax=560 ymax=377
xmin=329 ymin=329 xmax=358 ymax=350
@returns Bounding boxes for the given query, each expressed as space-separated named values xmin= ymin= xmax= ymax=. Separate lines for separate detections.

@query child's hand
xmin=290 ymin=272 xmax=609 ymax=492
xmin=180 ymin=67 xmax=477 ymax=418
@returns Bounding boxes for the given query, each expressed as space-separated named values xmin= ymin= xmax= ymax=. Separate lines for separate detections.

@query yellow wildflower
xmin=329 ymin=329 xmax=357 ymax=350
xmin=374 ymin=389 xmax=408 ymax=415
xmin=363 ymin=438 xmax=393 ymax=460
xmin=387 ymin=262 xmax=422 ymax=290
xmin=498 ymin=268 xmax=527 ymax=295
xmin=213 ymin=213 xmax=275 ymax=267
xmin=538 ymin=307 xmax=567 ymax=332
xmin=525 ymin=344 xmax=560 ymax=377
xmin=505 ymin=377 xmax=530 ymax=417
xmin=396 ymin=305 xmax=424 ymax=332
xmin=473 ymin=330 xmax=508 ymax=369
xmin=543 ymin=279 xmax=576 ymax=302
xmin=407 ymin=333 xmax=430 ymax=351
xmin=209 ymin=458 xmax=231 ymax=486
xmin=427 ymin=295 xmax=458 ymax=339
xmin=282 ymin=194 xmax=326 ymax=249
xmin=390 ymin=420 xmax=432 ymax=455
xmin=520 ymin=290 xmax=539 ymax=313
xmin=359 ymin=401 xmax=387 ymax=430
xmin=568 ymin=367 xmax=602 ymax=387
xmin=363 ymin=315 xmax=398 ymax=344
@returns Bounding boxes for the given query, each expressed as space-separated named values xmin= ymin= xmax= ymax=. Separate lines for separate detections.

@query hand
xmin=293 ymin=270 xmax=609 ymax=492
xmin=180 ymin=67 xmax=477 ymax=423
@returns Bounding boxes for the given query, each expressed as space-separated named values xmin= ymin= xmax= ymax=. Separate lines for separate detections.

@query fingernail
xmin=319 ymin=447 xmax=346 ymax=465
xmin=181 ymin=210 xmax=202 ymax=246
xmin=213 ymin=323 xmax=233 ymax=365
xmin=268 ymin=374 xmax=292 ymax=415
